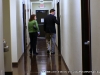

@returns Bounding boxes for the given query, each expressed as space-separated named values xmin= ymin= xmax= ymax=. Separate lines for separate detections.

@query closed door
xmin=36 ymin=10 xmax=49 ymax=37
xmin=81 ymin=0 xmax=92 ymax=75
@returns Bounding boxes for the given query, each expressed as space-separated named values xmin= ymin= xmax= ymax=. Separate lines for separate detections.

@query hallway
xmin=13 ymin=38 xmax=69 ymax=75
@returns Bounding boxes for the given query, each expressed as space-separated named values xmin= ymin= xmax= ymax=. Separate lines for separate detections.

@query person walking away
xmin=28 ymin=14 xmax=40 ymax=55
xmin=44 ymin=9 xmax=60 ymax=54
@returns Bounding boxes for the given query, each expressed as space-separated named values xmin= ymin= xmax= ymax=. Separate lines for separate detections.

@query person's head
xmin=29 ymin=14 xmax=37 ymax=21
xmin=50 ymin=9 xmax=55 ymax=15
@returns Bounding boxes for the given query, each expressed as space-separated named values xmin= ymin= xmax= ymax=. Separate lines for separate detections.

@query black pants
xmin=29 ymin=32 xmax=37 ymax=54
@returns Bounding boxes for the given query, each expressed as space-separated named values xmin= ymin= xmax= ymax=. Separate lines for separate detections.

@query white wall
xmin=10 ymin=0 xmax=18 ymax=63
xmin=0 ymin=0 xmax=4 ymax=75
xmin=10 ymin=0 xmax=24 ymax=63
xmin=60 ymin=0 xmax=82 ymax=75
xmin=90 ymin=0 xmax=100 ymax=75
xmin=31 ymin=2 xmax=52 ymax=14
xmin=16 ymin=0 xmax=24 ymax=62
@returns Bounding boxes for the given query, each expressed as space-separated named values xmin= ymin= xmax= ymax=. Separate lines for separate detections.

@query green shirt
xmin=28 ymin=20 xmax=39 ymax=33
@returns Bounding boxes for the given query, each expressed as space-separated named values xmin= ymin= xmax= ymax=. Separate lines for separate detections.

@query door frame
xmin=81 ymin=0 xmax=92 ymax=75
xmin=57 ymin=2 xmax=61 ymax=52
xmin=22 ymin=4 xmax=27 ymax=52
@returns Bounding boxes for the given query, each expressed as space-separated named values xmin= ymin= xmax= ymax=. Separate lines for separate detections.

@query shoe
xmin=51 ymin=52 xmax=55 ymax=54
xmin=47 ymin=50 xmax=50 ymax=54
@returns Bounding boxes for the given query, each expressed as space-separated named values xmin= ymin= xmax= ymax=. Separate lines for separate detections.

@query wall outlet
xmin=1 ymin=70 xmax=4 ymax=75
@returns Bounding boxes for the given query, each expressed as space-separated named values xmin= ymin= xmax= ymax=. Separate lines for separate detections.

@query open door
xmin=81 ymin=0 xmax=92 ymax=75
xmin=57 ymin=2 xmax=61 ymax=52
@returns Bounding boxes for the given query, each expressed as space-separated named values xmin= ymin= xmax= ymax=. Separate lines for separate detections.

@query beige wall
xmin=31 ymin=2 xmax=52 ymax=14
xmin=0 ymin=0 xmax=4 ymax=75
xmin=91 ymin=0 xmax=100 ymax=75
xmin=60 ymin=0 xmax=82 ymax=75
xmin=3 ymin=0 xmax=12 ymax=72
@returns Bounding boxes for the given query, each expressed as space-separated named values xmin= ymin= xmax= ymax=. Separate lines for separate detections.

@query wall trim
xmin=5 ymin=72 xmax=13 ymax=75
xmin=12 ymin=63 xmax=18 ymax=67
xmin=12 ymin=53 xmax=24 ymax=67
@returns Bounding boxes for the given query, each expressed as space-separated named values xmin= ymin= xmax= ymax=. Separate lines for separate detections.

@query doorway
xmin=81 ymin=0 xmax=92 ymax=75
xmin=36 ymin=10 xmax=49 ymax=37
xmin=22 ymin=4 xmax=27 ymax=52
xmin=57 ymin=2 xmax=61 ymax=52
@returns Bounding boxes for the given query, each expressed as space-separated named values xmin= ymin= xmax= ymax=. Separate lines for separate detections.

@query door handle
xmin=4 ymin=46 xmax=9 ymax=52
xmin=3 ymin=40 xmax=9 ymax=52
xmin=84 ymin=41 xmax=90 ymax=45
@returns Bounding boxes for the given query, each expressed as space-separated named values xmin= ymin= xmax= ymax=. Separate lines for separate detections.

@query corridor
xmin=13 ymin=38 xmax=69 ymax=75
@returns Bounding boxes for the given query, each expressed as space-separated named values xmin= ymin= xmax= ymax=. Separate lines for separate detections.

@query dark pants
xmin=29 ymin=32 xmax=37 ymax=54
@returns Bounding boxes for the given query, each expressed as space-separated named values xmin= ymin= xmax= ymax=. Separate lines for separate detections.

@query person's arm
xmin=54 ymin=16 xmax=60 ymax=25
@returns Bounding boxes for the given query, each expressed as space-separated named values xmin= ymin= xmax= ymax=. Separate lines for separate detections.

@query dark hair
xmin=50 ymin=9 xmax=55 ymax=13
xmin=29 ymin=14 xmax=36 ymax=21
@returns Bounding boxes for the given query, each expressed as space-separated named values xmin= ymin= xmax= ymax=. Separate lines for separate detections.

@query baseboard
xmin=12 ymin=53 xmax=24 ymax=67
xmin=12 ymin=63 xmax=18 ymax=67
xmin=12 ymin=43 xmax=30 ymax=67
xmin=61 ymin=55 xmax=72 ymax=75
xmin=5 ymin=72 xmax=13 ymax=75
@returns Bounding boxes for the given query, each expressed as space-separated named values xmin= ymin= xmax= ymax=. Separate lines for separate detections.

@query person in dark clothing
xmin=28 ymin=14 xmax=40 ymax=55
xmin=44 ymin=9 xmax=59 ymax=54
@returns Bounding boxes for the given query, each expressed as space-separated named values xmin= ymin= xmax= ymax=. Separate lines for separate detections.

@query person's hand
xmin=38 ymin=32 xmax=40 ymax=36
